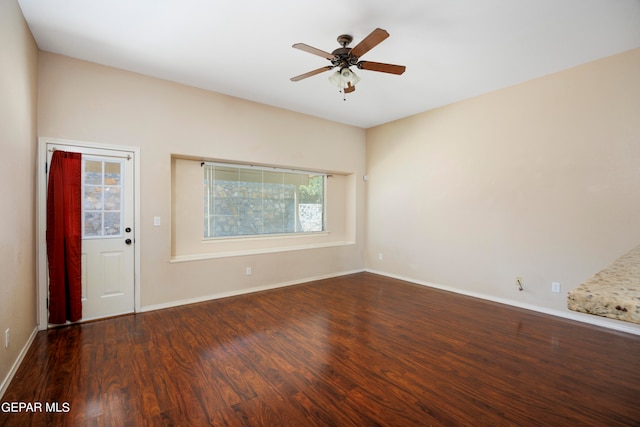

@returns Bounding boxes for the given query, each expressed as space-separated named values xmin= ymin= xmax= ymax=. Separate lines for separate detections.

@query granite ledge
xmin=567 ymin=244 xmax=640 ymax=324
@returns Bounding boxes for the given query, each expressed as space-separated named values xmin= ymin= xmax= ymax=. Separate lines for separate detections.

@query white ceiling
xmin=17 ymin=0 xmax=640 ymax=128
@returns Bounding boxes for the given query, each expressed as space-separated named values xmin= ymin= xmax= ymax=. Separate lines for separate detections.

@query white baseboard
xmin=0 ymin=325 xmax=39 ymax=399
xmin=366 ymin=269 xmax=640 ymax=336
xmin=141 ymin=269 xmax=366 ymax=313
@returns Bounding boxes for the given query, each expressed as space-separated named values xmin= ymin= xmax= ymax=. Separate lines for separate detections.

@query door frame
xmin=37 ymin=137 xmax=141 ymax=330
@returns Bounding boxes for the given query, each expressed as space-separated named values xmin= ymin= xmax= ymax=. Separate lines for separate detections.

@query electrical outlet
xmin=4 ymin=328 xmax=9 ymax=349
xmin=552 ymin=282 xmax=561 ymax=293
xmin=245 ymin=266 xmax=252 ymax=276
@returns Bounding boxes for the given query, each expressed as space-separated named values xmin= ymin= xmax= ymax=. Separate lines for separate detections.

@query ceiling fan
xmin=290 ymin=28 xmax=406 ymax=95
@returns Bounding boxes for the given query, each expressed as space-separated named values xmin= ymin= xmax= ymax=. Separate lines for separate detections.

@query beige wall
xmin=0 ymin=0 xmax=39 ymax=393
xmin=37 ymin=52 xmax=367 ymax=309
xmin=366 ymin=48 xmax=640 ymax=333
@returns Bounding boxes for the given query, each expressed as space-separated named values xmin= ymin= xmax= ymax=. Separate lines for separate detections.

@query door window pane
xmin=84 ymin=160 xmax=103 ymax=185
xmin=84 ymin=212 xmax=102 ymax=237
xmin=104 ymin=187 xmax=121 ymax=210
xmin=84 ymin=186 xmax=103 ymax=210
xmin=104 ymin=161 xmax=121 ymax=185
xmin=104 ymin=212 xmax=121 ymax=235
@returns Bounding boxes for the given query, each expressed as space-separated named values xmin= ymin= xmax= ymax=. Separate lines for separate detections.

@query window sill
xmin=170 ymin=240 xmax=355 ymax=263
xmin=203 ymin=231 xmax=329 ymax=242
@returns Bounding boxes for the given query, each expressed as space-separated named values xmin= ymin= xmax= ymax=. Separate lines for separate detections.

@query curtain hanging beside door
xmin=46 ymin=150 xmax=82 ymax=324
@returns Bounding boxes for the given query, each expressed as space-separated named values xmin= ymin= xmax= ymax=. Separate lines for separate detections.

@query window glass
xmin=82 ymin=158 xmax=123 ymax=237
xmin=204 ymin=163 xmax=325 ymax=238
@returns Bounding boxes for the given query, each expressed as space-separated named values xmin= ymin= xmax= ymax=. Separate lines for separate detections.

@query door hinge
xmin=45 ymin=162 xmax=48 ymax=173
xmin=46 ymin=298 xmax=49 ymax=308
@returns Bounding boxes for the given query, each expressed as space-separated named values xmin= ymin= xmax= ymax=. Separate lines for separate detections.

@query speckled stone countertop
xmin=567 ymin=244 xmax=640 ymax=324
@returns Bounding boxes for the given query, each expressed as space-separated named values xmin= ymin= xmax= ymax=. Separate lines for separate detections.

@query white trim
xmin=366 ymin=269 xmax=640 ymax=336
xmin=0 ymin=326 xmax=38 ymax=399
xmin=141 ymin=268 xmax=364 ymax=312
xmin=171 ymin=241 xmax=355 ymax=262
xmin=36 ymin=137 xmax=142 ymax=330
xmin=36 ymin=140 xmax=47 ymax=330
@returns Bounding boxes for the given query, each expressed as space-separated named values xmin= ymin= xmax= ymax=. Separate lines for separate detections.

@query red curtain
xmin=46 ymin=151 xmax=83 ymax=324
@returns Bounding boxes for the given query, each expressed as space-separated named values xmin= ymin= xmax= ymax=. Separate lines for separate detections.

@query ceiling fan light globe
xmin=328 ymin=67 xmax=361 ymax=91
xmin=339 ymin=67 xmax=360 ymax=88
xmin=350 ymin=69 xmax=361 ymax=85
xmin=328 ymin=70 xmax=343 ymax=87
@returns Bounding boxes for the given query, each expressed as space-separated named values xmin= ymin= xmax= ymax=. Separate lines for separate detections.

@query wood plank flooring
xmin=2 ymin=272 xmax=640 ymax=426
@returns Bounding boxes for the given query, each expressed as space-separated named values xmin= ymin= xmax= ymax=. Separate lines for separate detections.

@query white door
xmin=46 ymin=143 xmax=135 ymax=322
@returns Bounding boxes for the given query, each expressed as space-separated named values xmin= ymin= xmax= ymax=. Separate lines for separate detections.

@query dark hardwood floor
xmin=2 ymin=272 xmax=640 ymax=426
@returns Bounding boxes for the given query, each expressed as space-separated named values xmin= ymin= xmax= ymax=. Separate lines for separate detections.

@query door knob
xmin=125 ymin=239 xmax=132 ymax=245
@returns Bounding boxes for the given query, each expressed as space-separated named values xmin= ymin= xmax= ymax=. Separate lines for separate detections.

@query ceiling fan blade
xmin=292 ymin=43 xmax=335 ymax=60
xmin=290 ymin=66 xmax=334 ymax=82
xmin=350 ymin=28 xmax=390 ymax=58
xmin=358 ymin=61 xmax=406 ymax=75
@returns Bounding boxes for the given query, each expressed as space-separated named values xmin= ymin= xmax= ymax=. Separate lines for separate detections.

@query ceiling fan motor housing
xmin=330 ymin=47 xmax=359 ymax=68
xmin=331 ymin=34 xmax=360 ymax=68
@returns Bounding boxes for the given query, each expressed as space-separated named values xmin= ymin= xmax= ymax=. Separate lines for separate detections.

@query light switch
xmin=153 ymin=216 xmax=161 ymax=226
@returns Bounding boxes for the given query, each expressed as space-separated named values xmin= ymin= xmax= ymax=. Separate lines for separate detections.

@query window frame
xmin=203 ymin=161 xmax=328 ymax=240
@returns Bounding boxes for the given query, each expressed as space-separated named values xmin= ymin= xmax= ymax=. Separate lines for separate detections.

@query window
xmin=82 ymin=157 xmax=124 ymax=237
xmin=203 ymin=163 xmax=325 ymax=238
